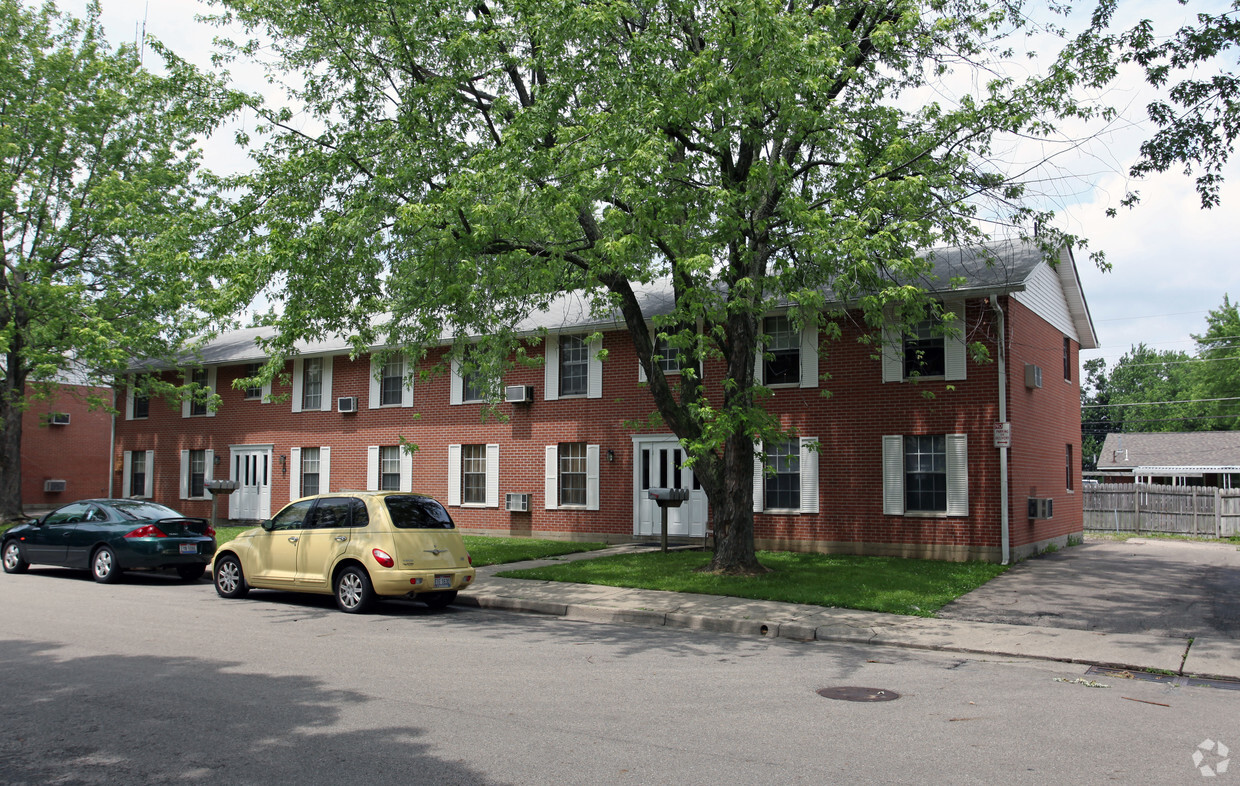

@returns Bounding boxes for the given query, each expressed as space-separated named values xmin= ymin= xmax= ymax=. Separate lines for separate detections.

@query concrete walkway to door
xmin=936 ymin=536 xmax=1240 ymax=640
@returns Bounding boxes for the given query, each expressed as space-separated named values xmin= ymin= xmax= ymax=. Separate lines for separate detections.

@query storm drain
xmin=817 ymin=687 xmax=900 ymax=702
xmin=1086 ymin=666 xmax=1240 ymax=692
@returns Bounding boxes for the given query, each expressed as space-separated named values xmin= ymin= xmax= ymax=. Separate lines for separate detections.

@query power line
xmin=1082 ymin=396 xmax=1240 ymax=409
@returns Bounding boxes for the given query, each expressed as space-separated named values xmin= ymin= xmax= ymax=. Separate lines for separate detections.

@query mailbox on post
xmin=647 ymin=487 xmax=689 ymax=551
xmin=205 ymin=479 xmax=240 ymax=529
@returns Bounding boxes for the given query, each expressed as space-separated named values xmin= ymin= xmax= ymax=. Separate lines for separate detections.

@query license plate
xmin=179 ymin=544 xmax=198 ymax=555
xmin=434 ymin=575 xmax=451 ymax=588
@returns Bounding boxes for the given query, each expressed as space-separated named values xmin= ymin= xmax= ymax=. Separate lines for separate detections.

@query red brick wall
xmin=114 ymin=296 xmax=1083 ymax=561
xmin=22 ymin=384 xmax=113 ymax=508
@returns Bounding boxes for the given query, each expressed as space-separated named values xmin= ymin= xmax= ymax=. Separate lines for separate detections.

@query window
xmin=461 ymin=445 xmax=486 ymax=504
xmin=301 ymin=447 xmax=321 ymax=497
xmin=559 ymin=442 xmax=587 ymax=506
xmin=270 ymin=499 xmax=314 ymax=531
xmin=904 ymin=317 xmax=946 ymax=378
xmin=244 ymin=363 xmax=263 ymax=400
xmin=379 ymin=446 xmax=401 ymax=491
xmin=133 ymin=390 xmax=149 ymax=419
xmin=764 ymin=441 xmax=801 ymax=510
xmin=1063 ymin=336 xmax=1072 ymax=381
xmin=302 ymin=358 xmax=322 ymax=411
xmin=559 ymin=335 xmax=589 ymax=396
xmin=652 ymin=334 xmax=701 ymax=377
xmin=189 ymin=450 xmax=206 ymax=498
xmin=129 ymin=452 xmax=147 ymax=498
xmin=379 ymin=357 xmax=403 ymax=406
xmin=1066 ymin=444 xmax=1074 ymax=492
xmin=762 ymin=316 xmax=800 ymax=385
xmin=189 ymin=368 xmax=210 ymax=416
xmin=462 ymin=369 xmax=487 ymax=403
xmin=882 ymin=434 xmax=968 ymax=516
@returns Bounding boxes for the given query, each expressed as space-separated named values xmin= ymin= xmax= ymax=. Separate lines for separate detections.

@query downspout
xmin=108 ymin=387 xmax=117 ymax=500
xmin=991 ymin=296 xmax=1010 ymax=565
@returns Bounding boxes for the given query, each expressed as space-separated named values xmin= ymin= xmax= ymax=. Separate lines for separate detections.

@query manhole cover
xmin=817 ymin=686 xmax=900 ymax=702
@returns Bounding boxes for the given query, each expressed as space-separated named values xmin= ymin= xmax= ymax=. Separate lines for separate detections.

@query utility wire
xmin=1082 ymin=396 xmax=1240 ymax=409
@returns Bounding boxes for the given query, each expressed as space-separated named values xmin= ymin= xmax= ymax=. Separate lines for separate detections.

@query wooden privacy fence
xmin=1084 ymin=483 xmax=1240 ymax=537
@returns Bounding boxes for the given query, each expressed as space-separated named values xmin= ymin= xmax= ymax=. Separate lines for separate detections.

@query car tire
xmin=91 ymin=546 xmax=122 ymax=584
xmin=3 ymin=541 xmax=29 ymax=574
xmin=335 ymin=565 xmax=376 ymax=614
xmin=214 ymin=555 xmax=249 ymax=599
xmin=177 ymin=564 xmax=207 ymax=582
xmin=421 ymin=590 xmax=457 ymax=609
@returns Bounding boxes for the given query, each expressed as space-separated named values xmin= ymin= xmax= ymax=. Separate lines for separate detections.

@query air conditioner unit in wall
xmin=1025 ymin=363 xmax=1043 ymax=389
xmin=504 ymin=385 xmax=534 ymax=404
xmin=50 ymin=412 xmax=70 ymax=426
xmin=44 ymin=479 xmax=67 ymax=493
xmin=1027 ymin=497 xmax=1054 ymax=520
xmin=505 ymin=493 xmax=531 ymax=512
xmin=337 ymin=396 xmax=358 ymax=413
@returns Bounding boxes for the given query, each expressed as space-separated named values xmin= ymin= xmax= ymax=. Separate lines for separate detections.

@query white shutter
xmin=179 ymin=450 xmax=190 ymax=500
xmin=447 ymin=444 xmax=462 ymax=506
xmin=486 ymin=443 xmax=500 ymax=508
xmin=587 ymin=336 xmax=603 ymax=399
xmin=401 ymin=356 xmax=414 ymax=408
xmin=399 ymin=446 xmax=412 ymax=492
xmin=586 ymin=444 xmax=600 ymax=511
xmin=544 ymin=445 xmax=558 ymax=509
xmin=946 ymin=433 xmax=969 ymax=516
xmin=205 ymin=367 xmax=217 ymax=417
xmin=319 ymin=446 xmax=331 ymax=494
xmin=366 ymin=446 xmax=379 ymax=491
xmin=944 ymin=299 xmax=967 ymax=381
xmin=181 ymin=370 xmax=191 ymax=418
xmin=754 ymin=340 xmax=764 ymax=386
xmin=289 ymin=447 xmax=302 ymax=499
xmin=204 ymin=450 xmax=214 ymax=486
xmin=369 ymin=356 xmax=382 ymax=409
xmin=292 ymin=358 xmax=304 ymax=413
xmin=881 ymin=306 xmax=903 ymax=383
xmin=122 ymin=452 xmax=133 ymax=497
xmin=882 ymin=435 xmax=905 ymax=515
xmin=450 ymin=357 xmax=464 ymax=405
xmin=752 ymin=441 xmax=764 ymax=513
xmin=125 ymin=384 xmax=135 ymax=420
xmin=637 ymin=324 xmax=650 ymax=383
xmin=262 ymin=378 xmax=272 ymax=403
xmin=799 ymin=438 xmax=819 ymax=514
xmin=320 ymin=357 xmax=333 ymax=411
xmin=800 ymin=325 xmax=819 ymax=389
xmin=143 ymin=450 xmax=154 ymax=498
xmin=544 ymin=336 xmax=559 ymax=401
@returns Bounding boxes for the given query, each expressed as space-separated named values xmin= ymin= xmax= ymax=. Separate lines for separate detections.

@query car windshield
xmin=107 ymin=501 xmax=183 ymax=521
xmin=384 ymin=496 xmax=455 ymax=529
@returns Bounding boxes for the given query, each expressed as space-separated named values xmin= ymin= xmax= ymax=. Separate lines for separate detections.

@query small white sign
xmin=993 ymin=422 xmax=1012 ymax=449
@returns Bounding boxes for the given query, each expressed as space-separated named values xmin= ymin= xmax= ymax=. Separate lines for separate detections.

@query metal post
xmin=661 ymin=506 xmax=669 ymax=553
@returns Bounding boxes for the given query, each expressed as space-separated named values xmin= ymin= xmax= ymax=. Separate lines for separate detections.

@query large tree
xmin=0 ymin=0 xmax=239 ymax=519
xmin=210 ymin=0 xmax=1091 ymax=573
xmin=1191 ymin=293 xmax=1240 ymax=429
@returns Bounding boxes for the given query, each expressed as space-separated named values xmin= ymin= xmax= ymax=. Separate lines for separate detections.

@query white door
xmin=229 ymin=447 xmax=272 ymax=521
xmin=633 ymin=437 xmax=708 ymax=538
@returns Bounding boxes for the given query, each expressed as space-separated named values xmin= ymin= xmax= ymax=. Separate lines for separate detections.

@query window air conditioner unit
xmin=504 ymin=385 xmax=534 ymax=404
xmin=1024 ymin=363 xmax=1043 ymax=389
xmin=337 ymin=396 xmax=358 ymax=413
xmin=1027 ymin=497 xmax=1054 ymax=520
xmin=50 ymin=412 xmax=71 ymax=426
xmin=504 ymin=493 xmax=531 ymax=512
xmin=44 ymin=479 xmax=67 ymax=493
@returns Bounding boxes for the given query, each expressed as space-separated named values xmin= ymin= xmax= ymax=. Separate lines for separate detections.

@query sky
xmin=56 ymin=0 xmax=1240 ymax=370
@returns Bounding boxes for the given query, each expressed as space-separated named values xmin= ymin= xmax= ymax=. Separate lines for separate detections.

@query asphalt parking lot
xmin=936 ymin=537 xmax=1240 ymax=639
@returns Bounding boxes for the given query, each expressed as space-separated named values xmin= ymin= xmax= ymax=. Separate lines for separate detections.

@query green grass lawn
xmin=497 ymin=549 xmax=1008 ymax=617
xmin=209 ymin=525 xmax=606 ymax=567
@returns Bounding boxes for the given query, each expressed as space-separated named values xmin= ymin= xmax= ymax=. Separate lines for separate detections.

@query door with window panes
xmin=229 ymin=446 xmax=272 ymax=521
xmin=633 ymin=437 xmax=708 ymax=537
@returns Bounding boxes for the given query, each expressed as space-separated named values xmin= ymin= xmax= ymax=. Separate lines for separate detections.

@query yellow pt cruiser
xmin=213 ymin=491 xmax=475 ymax=613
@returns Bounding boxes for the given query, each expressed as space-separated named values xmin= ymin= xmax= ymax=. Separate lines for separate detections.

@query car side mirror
xmin=260 ymin=520 xmax=274 ymax=532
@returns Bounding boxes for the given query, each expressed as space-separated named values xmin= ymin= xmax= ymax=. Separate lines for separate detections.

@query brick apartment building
xmin=22 ymin=380 xmax=113 ymax=512
xmin=114 ymin=242 xmax=1097 ymax=562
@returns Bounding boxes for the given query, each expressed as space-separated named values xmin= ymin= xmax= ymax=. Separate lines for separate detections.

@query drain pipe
xmin=991 ymin=296 xmax=1010 ymax=565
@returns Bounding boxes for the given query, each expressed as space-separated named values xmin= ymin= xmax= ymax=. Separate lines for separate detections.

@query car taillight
xmin=206 ymin=525 xmax=216 ymax=537
xmin=467 ymin=553 xmax=472 ymax=566
xmin=372 ymin=548 xmax=394 ymax=568
xmin=125 ymin=525 xmax=168 ymax=539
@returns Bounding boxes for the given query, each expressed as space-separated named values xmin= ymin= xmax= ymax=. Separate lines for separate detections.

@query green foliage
xmin=497 ymin=549 xmax=1008 ymax=616
xmin=1192 ymin=294 xmax=1240 ymax=430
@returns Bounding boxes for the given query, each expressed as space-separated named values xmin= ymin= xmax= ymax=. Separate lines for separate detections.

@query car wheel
xmin=421 ymin=590 xmax=457 ymax=609
xmin=177 ymin=564 xmax=207 ymax=582
xmin=91 ymin=546 xmax=122 ymax=584
xmin=335 ymin=566 xmax=376 ymax=614
xmin=214 ymin=555 xmax=249 ymax=599
xmin=2 ymin=541 xmax=29 ymax=574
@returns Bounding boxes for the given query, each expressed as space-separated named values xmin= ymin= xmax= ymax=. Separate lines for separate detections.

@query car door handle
xmin=287 ymin=536 xmax=299 ymax=543
xmin=335 ymin=536 xmax=347 ymax=542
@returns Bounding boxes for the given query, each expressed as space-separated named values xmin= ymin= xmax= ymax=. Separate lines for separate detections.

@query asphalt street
xmin=2 ymin=567 xmax=1237 ymax=785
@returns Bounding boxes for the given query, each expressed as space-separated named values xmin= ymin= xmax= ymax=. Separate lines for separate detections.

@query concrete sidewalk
xmin=455 ymin=543 xmax=1240 ymax=682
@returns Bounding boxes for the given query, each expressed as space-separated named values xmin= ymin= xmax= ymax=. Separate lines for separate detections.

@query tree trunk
xmin=0 ymin=366 xmax=24 ymax=521
xmin=703 ymin=430 xmax=768 ymax=574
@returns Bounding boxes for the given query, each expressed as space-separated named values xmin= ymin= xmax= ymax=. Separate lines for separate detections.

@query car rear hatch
xmin=388 ymin=530 xmax=469 ymax=571
xmin=155 ymin=517 xmax=213 ymax=538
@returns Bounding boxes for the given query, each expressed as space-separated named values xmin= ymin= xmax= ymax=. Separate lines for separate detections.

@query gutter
xmin=990 ymin=296 xmax=1010 ymax=565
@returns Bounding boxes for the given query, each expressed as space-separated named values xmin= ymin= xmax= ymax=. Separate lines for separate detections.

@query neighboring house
xmin=1095 ymin=432 xmax=1240 ymax=488
xmin=21 ymin=380 xmax=113 ymax=512
xmin=114 ymin=241 xmax=1097 ymax=562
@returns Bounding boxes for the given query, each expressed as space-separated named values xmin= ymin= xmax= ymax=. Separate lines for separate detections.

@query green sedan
xmin=2 ymin=499 xmax=215 ymax=583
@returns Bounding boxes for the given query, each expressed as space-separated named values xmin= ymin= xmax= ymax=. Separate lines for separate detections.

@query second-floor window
xmin=380 ymin=357 xmax=403 ymax=406
xmin=133 ymin=390 xmax=149 ymax=419
xmin=302 ymin=358 xmax=323 ymax=410
xmin=190 ymin=369 xmax=209 ymax=416
xmin=904 ymin=316 xmax=946 ymax=378
xmin=559 ymin=335 xmax=589 ymax=396
xmin=762 ymin=316 xmax=800 ymax=385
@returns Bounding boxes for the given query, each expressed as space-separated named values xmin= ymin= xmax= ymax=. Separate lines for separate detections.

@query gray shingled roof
xmin=169 ymin=239 xmax=1086 ymax=368
xmin=1096 ymin=432 xmax=1240 ymax=472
